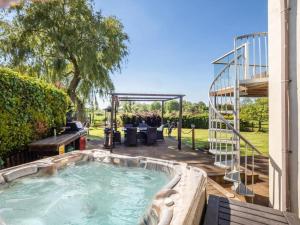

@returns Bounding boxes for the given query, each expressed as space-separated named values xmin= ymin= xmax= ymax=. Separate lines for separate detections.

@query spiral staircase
xmin=208 ymin=33 xmax=268 ymax=197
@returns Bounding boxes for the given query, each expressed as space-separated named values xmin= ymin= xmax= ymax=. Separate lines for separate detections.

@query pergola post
xmin=110 ymin=95 xmax=114 ymax=153
xmin=161 ymin=101 xmax=164 ymax=126
xmin=178 ymin=96 xmax=183 ymax=150
xmin=114 ymin=100 xmax=117 ymax=131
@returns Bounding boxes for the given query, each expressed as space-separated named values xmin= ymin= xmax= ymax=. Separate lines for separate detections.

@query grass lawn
xmin=88 ymin=127 xmax=269 ymax=156
xmin=169 ymin=129 xmax=268 ymax=156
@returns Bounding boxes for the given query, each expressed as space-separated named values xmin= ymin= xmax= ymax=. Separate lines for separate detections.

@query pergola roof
xmin=111 ymin=92 xmax=185 ymax=102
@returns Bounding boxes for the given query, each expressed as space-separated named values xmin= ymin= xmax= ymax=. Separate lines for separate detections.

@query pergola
xmin=109 ymin=93 xmax=185 ymax=152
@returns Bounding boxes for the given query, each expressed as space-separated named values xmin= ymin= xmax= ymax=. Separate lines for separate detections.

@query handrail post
xmin=161 ymin=101 xmax=164 ymax=126
xmin=178 ymin=96 xmax=183 ymax=150
xmin=110 ymin=95 xmax=114 ymax=153
xmin=191 ymin=124 xmax=195 ymax=150
xmin=234 ymin=37 xmax=241 ymax=174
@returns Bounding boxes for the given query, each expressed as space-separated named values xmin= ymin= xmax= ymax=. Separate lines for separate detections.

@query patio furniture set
xmin=106 ymin=123 xmax=164 ymax=147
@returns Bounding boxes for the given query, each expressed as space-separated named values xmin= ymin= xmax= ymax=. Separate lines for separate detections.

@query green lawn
xmin=170 ymin=128 xmax=268 ymax=156
xmin=88 ymin=127 xmax=269 ymax=156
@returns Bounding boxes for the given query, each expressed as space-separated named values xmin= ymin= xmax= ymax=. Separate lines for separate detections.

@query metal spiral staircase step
xmin=232 ymin=182 xmax=254 ymax=197
xmin=219 ymin=110 xmax=234 ymax=115
xmin=210 ymin=118 xmax=234 ymax=123
xmin=209 ymin=149 xmax=238 ymax=155
xmin=209 ymin=128 xmax=234 ymax=133
xmin=224 ymin=170 xmax=240 ymax=182
xmin=214 ymin=160 xmax=234 ymax=169
xmin=208 ymin=138 xmax=238 ymax=144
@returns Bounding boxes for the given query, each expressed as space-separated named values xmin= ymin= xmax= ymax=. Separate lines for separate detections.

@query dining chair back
xmin=125 ymin=127 xmax=137 ymax=146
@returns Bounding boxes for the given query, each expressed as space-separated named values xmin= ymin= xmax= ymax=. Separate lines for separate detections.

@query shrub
xmin=119 ymin=112 xmax=209 ymax=129
xmin=164 ymin=113 xmax=209 ymax=129
xmin=120 ymin=112 xmax=162 ymax=127
xmin=0 ymin=68 xmax=70 ymax=159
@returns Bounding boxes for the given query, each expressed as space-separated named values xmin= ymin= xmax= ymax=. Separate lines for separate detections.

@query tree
xmin=183 ymin=100 xmax=193 ymax=114
xmin=182 ymin=100 xmax=208 ymax=114
xmin=150 ymin=101 xmax=161 ymax=111
xmin=240 ymin=98 xmax=268 ymax=131
xmin=132 ymin=103 xmax=149 ymax=113
xmin=0 ymin=0 xmax=129 ymax=120
xmin=122 ymin=102 xmax=134 ymax=113
xmin=165 ymin=100 xmax=180 ymax=113
xmin=196 ymin=101 xmax=208 ymax=113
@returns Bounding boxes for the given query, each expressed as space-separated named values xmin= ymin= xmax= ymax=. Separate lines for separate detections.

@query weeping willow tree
xmin=0 ymin=0 xmax=129 ymax=120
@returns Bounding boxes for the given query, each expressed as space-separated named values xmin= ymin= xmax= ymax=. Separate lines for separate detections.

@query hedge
xmin=0 ymin=68 xmax=70 ymax=159
xmin=119 ymin=113 xmax=209 ymax=129
xmin=163 ymin=114 xmax=209 ymax=129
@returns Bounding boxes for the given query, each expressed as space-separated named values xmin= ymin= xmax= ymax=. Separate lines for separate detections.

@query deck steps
xmin=209 ymin=171 xmax=259 ymax=185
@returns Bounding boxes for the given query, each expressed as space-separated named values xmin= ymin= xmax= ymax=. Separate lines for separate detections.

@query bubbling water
xmin=0 ymin=162 xmax=169 ymax=225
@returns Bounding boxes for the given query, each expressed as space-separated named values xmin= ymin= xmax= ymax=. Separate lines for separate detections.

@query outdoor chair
xmin=145 ymin=127 xmax=157 ymax=145
xmin=125 ymin=127 xmax=137 ymax=146
xmin=156 ymin=125 xmax=164 ymax=140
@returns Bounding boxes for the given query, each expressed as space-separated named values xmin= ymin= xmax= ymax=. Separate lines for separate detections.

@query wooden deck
xmin=203 ymin=195 xmax=300 ymax=225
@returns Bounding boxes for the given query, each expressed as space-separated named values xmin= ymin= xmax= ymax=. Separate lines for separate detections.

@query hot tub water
xmin=0 ymin=162 xmax=169 ymax=225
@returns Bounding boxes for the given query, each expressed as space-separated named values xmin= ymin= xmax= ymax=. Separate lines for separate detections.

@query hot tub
xmin=0 ymin=150 xmax=207 ymax=225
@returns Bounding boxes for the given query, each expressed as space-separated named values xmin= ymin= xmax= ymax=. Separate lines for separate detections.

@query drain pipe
xmin=281 ymin=0 xmax=291 ymax=212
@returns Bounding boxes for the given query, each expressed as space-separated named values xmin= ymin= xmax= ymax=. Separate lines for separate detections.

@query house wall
xmin=268 ymin=0 xmax=300 ymax=215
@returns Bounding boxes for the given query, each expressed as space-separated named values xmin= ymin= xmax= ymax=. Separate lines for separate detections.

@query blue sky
xmin=95 ymin=0 xmax=267 ymax=105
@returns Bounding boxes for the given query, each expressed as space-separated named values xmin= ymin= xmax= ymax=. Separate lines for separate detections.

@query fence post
xmin=191 ymin=124 xmax=195 ymax=150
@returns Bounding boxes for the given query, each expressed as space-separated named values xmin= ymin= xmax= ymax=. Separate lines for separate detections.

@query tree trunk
xmin=76 ymin=96 xmax=86 ymax=122
xmin=67 ymin=56 xmax=85 ymax=121
xmin=67 ymin=71 xmax=81 ymax=104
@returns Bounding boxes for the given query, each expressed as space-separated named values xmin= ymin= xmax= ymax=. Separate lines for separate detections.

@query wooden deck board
xmin=219 ymin=202 xmax=287 ymax=222
xmin=204 ymin=195 xmax=300 ymax=225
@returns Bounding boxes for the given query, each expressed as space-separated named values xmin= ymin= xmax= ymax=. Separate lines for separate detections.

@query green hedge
xmin=0 ymin=68 xmax=70 ymax=159
xmin=119 ymin=113 xmax=209 ymax=129
xmin=163 ymin=114 xmax=209 ymax=129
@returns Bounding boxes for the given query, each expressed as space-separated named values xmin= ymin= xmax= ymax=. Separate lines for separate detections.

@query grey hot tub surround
xmin=0 ymin=150 xmax=207 ymax=225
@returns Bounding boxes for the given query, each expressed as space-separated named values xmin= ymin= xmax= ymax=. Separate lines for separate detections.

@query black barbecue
xmin=64 ymin=121 xmax=87 ymax=136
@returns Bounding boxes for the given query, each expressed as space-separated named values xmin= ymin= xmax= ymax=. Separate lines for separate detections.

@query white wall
xmin=268 ymin=0 xmax=300 ymax=215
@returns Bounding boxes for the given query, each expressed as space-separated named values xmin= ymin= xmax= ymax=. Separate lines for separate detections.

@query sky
xmin=95 ymin=0 xmax=267 ymax=106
